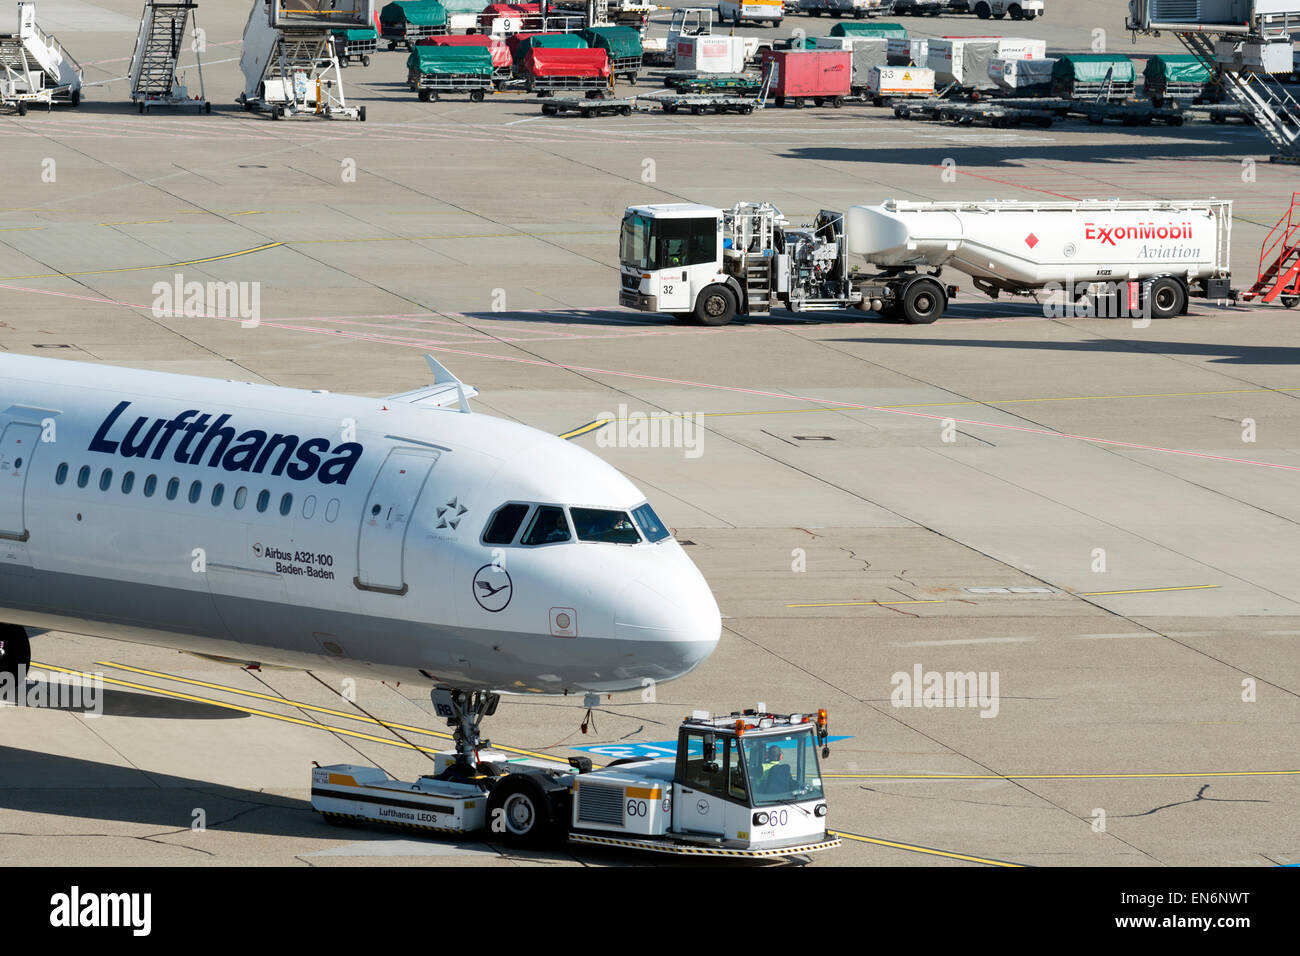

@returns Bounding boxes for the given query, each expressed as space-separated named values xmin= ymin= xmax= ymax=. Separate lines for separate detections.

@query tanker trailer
xmin=844 ymin=198 xmax=1234 ymax=320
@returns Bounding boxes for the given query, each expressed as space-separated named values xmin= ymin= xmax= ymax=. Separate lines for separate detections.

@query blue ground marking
xmin=572 ymin=736 xmax=851 ymax=760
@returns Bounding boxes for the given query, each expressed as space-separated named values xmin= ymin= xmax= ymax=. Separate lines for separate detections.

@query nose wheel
xmin=432 ymin=687 xmax=500 ymax=765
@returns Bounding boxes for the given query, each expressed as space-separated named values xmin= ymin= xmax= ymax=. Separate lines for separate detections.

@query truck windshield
xmin=742 ymin=730 xmax=825 ymax=807
xmin=620 ymin=213 xmax=654 ymax=270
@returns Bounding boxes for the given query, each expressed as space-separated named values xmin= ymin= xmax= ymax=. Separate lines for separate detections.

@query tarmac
xmin=0 ymin=0 xmax=1296 ymax=867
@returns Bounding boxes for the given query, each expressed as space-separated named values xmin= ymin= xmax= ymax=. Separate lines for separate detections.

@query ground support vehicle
xmin=718 ymin=0 xmax=784 ymax=27
xmin=0 ymin=2 xmax=82 ymax=115
xmin=523 ymin=47 xmax=612 ymax=96
xmin=1070 ymin=98 xmax=1185 ymax=126
xmin=866 ymin=65 xmax=935 ymax=104
xmin=797 ymin=0 xmax=895 ymax=19
xmin=541 ymin=94 xmax=638 ymax=115
xmin=761 ymin=48 xmax=851 ymax=107
xmin=664 ymin=71 xmax=762 ymax=94
xmin=989 ymin=56 xmax=1055 ymax=97
xmin=312 ymin=699 xmax=841 ymax=859
xmin=893 ymin=96 xmax=1053 ymax=126
xmin=1051 ymin=53 xmax=1136 ymax=102
xmin=657 ymin=92 xmax=758 ymax=113
xmin=953 ymin=0 xmax=1044 ymax=20
xmin=618 ymin=198 xmax=1234 ymax=325
xmin=380 ymin=0 xmax=448 ymax=51
xmin=927 ymin=36 xmax=1046 ymax=91
xmin=420 ymin=34 xmax=512 ymax=86
xmin=129 ymin=2 xmax=209 ymax=114
xmin=238 ymin=0 xmax=370 ymax=121
xmin=409 ymin=45 xmax=495 ymax=101
xmin=891 ymin=0 xmax=945 ymax=14
xmin=809 ymin=36 xmax=888 ymax=94
xmin=581 ymin=25 xmax=643 ymax=84
xmin=1143 ymin=53 xmax=1212 ymax=107
xmin=333 ymin=28 xmax=378 ymax=66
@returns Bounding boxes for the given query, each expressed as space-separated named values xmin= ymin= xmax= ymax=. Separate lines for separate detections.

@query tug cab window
xmin=679 ymin=733 xmax=746 ymax=803
xmin=571 ymin=508 xmax=640 ymax=544
xmin=483 ymin=503 xmax=530 ymax=545
xmin=521 ymin=505 xmax=570 ymax=545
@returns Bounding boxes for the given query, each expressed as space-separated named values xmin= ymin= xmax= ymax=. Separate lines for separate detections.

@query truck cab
xmin=619 ymin=204 xmax=730 ymax=321
xmin=567 ymin=708 xmax=839 ymax=855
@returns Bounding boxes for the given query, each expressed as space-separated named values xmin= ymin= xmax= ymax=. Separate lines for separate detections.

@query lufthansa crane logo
xmin=473 ymin=564 xmax=512 ymax=612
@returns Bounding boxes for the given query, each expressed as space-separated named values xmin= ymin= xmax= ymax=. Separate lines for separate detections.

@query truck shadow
xmin=833 ymin=335 xmax=1300 ymax=365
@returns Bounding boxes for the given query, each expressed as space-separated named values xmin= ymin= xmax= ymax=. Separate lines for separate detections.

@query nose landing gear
xmin=431 ymin=687 xmax=500 ymax=770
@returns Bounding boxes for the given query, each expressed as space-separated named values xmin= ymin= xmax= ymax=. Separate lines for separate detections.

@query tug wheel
xmin=486 ymin=776 xmax=559 ymax=848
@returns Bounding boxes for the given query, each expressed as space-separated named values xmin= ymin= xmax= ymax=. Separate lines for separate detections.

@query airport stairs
xmin=130 ymin=2 xmax=199 ymax=100
xmin=1180 ymin=32 xmax=1300 ymax=164
xmin=1241 ymin=191 xmax=1300 ymax=305
xmin=0 ymin=3 xmax=81 ymax=102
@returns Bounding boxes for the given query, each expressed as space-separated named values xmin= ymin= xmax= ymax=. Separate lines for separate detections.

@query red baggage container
xmin=419 ymin=34 xmax=510 ymax=70
xmin=760 ymin=49 xmax=851 ymax=104
xmin=523 ymin=47 xmax=609 ymax=79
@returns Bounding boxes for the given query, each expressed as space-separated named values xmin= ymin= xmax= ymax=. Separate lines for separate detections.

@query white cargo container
xmin=674 ymin=35 xmax=746 ymax=73
xmin=887 ymin=37 xmax=928 ymax=67
xmin=866 ymin=65 xmax=935 ymax=102
xmin=989 ymin=56 xmax=1056 ymax=92
xmin=810 ymin=36 xmax=889 ymax=91
xmin=928 ymin=36 xmax=1047 ymax=88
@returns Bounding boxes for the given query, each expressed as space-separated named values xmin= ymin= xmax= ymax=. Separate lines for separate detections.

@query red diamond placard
xmin=1025 ymin=233 xmax=1039 ymax=248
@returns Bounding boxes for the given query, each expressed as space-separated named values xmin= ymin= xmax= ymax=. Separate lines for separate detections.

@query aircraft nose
xmin=615 ymin=565 xmax=721 ymax=678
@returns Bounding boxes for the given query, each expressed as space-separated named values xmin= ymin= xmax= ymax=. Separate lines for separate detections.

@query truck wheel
xmin=900 ymin=278 xmax=946 ymax=324
xmin=418 ymin=90 xmax=431 ymax=101
xmin=774 ymin=96 xmax=785 ymax=108
xmin=1147 ymin=277 xmax=1185 ymax=319
xmin=470 ymin=89 xmax=486 ymax=102
xmin=1009 ymin=3 xmax=1023 ymax=18
xmin=0 ymin=624 xmax=30 ymax=680
xmin=1281 ymin=296 xmax=1299 ymax=309
xmin=974 ymin=1 xmax=991 ymax=17
xmin=487 ymin=775 xmax=557 ymax=848
xmin=694 ymin=285 xmax=738 ymax=326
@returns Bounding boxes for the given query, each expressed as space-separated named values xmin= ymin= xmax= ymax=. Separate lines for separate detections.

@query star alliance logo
xmin=436 ymin=497 xmax=468 ymax=530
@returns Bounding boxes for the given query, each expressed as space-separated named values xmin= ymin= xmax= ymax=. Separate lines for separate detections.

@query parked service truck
xmin=617 ymin=199 xmax=1233 ymax=325
xmin=313 ymin=703 xmax=840 ymax=859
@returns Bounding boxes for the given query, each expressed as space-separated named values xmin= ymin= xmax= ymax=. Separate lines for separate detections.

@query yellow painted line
xmin=827 ymin=770 xmax=1300 ymax=780
xmin=0 ymin=226 xmax=45 ymax=233
xmin=36 ymin=661 xmax=556 ymax=764
xmin=0 ymin=241 xmax=284 ymax=281
xmin=786 ymin=600 xmax=948 ymax=608
xmin=831 ymin=830 xmax=1022 ymax=867
xmin=1082 ymin=585 xmax=1219 ymax=596
xmin=559 ymin=418 xmax=610 ymax=440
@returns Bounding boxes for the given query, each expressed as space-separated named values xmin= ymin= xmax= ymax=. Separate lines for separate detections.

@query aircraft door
xmin=355 ymin=447 xmax=440 ymax=595
xmin=0 ymin=422 xmax=42 ymax=542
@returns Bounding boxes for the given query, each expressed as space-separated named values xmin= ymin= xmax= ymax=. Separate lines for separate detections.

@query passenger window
xmin=121 ymin=472 xmax=135 ymax=494
xmin=325 ymin=498 xmax=340 ymax=522
xmin=166 ymin=478 xmax=179 ymax=501
xmin=571 ymin=507 xmax=640 ymax=544
xmin=483 ymin=503 xmax=529 ymax=545
xmin=55 ymin=463 xmax=68 ymax=485
xmin=211 ymin=483 xmax=224 ymax=506
xmin=521 ymin=505 xmax=570 ymax=545
xmin=256 ymin=490 xmax=270 ymax=513
xmin=188 ymin=480 xmax=202 ymax=504
xmin=99 ymin=468 xmax=113 ymax=491
xmin=279 ymin=493 xmax=292 ymax=516
xmin=143 ymin=475 xmax=157 ymax=497
xmin=77 ymin=466 xmax=90 ymax=489
xmin=233 ymin=487 xmax=247 ymax=510
xmin=302 ymin=495 xmax=317 ymax=520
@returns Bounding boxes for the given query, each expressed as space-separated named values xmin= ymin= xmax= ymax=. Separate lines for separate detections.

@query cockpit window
xmin=632 ymin=503 xmax=670 ymax=542
xmin=571 ymin=507 xmax=641 ymax=544
xmin=483 ymin=503 xmax=530 ymax=545
xmin=521 ymin=505 xmax=571 ymax=545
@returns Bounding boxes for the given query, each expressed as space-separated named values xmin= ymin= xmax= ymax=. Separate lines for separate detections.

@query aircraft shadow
xmin=834 ymin=335 xmax=1300 ymax=365
xmin=7 ymin=677 xmax=248 ymax=719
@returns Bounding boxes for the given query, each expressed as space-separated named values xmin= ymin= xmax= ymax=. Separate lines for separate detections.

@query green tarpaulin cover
xmin=382 ymin=1 xmax=448 ymax=27
xmin=829 ymin=22 xmax=905 ymax=38
xmin=333 ymin=28 xmax=379 ymax=41
xmin=1052 ymin=54 xmax=1137 ymax=84
xmin=1143 ymin=54 xmax=1210 ymax=83
xmin=407 ymin=45 xmax=493 ymax=74
xmin=579 ymin=26 xmax=643 ymax=59
xmin=516 ymin=33 xmax=588 ymax=55
xmin=439 ymin=0 xmax=488 ymax=11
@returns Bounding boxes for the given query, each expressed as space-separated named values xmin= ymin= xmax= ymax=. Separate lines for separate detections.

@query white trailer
xmin=237 ymin=0 xmax=371 ymax=121
xmin=717 ymin=0 xmax=784 ymax=26
xmin=312 ymin=700 xmax=841 ymax=859
xmin=955 ymin=0 xmax=1044 ymax=20
xmin=867 ymin=64 xmax=935 ymax=102
xmin=928 ymin=36 xmax=1046 ymax=89
xmin=618 ymin=198 xmax=1234 ymax=325
xmin=797 ymin=0 xmax=890 ymax=17
xmin=989 ymin=56 xmax=1055 ymax=94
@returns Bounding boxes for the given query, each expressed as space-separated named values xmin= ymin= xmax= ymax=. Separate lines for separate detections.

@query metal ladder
xmin=1180 ymin=31 xmax=1300 ymax=163
xmin=1241 ymin=191 xmax=1300 ymax=303
xmin=130 ymin=2 xmax=198 ymax=99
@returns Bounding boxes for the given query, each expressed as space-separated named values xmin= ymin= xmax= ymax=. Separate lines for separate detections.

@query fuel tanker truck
xmin=617 ymin=198 xmax=1234 ymax=324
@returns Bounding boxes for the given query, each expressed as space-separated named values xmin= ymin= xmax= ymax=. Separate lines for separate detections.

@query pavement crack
xmin=1114 ymin=784 xmax=1269 ymax=818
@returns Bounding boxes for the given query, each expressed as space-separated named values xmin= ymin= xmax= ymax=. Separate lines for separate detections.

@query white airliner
xmin=0 ymin=353 xmax=720 ymax=751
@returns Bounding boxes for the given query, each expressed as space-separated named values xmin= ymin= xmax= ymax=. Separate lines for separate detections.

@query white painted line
xmin=1073 ymin=633 xmax=1155 ymax=640
xmin=893 ymin=637 xmax=1033 ymax=647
